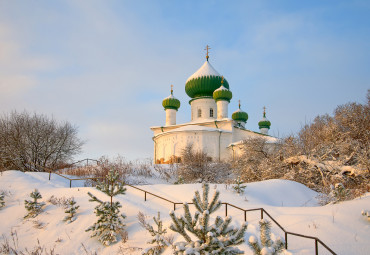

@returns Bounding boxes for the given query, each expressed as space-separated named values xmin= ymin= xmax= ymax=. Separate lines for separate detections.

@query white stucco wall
xmin=153 ymin=128 xmax=233 ymax=163
xmin=190 ymin=98 xmax=217 ymax=121
xmin=216 ymin=100 xmax=228 ymax=119
xmin=165 ymin=109 xmax=177 ymax=126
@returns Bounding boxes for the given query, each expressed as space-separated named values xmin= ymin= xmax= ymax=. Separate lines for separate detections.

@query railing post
xmin=244 ymin=210 xmax=247 ymax=222
xmin=261 ymin=208 xmax=263 ymax=219
xmin=49 ymin=172 xmax=51 ymax=180
xmin=174 ymin=203 xmax=176 ymax=211
xmin=315 ymin=239 xmax=318 ymax=255
xmin=225 ymin=203 xmax=228 ymax=217
xmin=145 ymin=192 xmax=147 ymax=201
xmin=69 ymin=179 xmax=72 ymax=188
xmin=285 ymin=232 xmax=288 ymax=249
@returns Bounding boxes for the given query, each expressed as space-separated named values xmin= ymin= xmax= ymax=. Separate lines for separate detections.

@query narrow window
xmin=210 ymin=108 xmax=214 ymax=117
xmin=198 ymin=109 xmax=202 ymax=118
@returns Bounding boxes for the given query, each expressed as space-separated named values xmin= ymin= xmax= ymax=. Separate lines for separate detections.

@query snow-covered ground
xmin=0 ymin=170 xmax=369 ymax=254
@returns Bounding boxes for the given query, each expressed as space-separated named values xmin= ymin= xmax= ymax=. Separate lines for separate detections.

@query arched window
xmin=198 ymin=109 xmax=202 ymax=118
xmin=210 ymin=108 xmax=214 ymax=117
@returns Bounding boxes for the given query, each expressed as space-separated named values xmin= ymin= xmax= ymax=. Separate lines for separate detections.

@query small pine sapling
xmin=64 ymin=198 xmax=80 ymax=223
xmin=233 ymin=176 xmax=247 ymax=194
xmin=248 ymin=219 xmax=285 ymax=255
xmin=0 ymin=193 xmax=5 ymax=209
xmin=86 ymin=169 xmax=127 ymax=246
xmin=174 ymin=175 xmax=185 ymax=185
xmin=332 ymin=183 xmax=350 ymax=203
xmin=24 ymin=189 xmax=46 ymax=218
xmin=361 ymin=210 xmax=370 ymax=220
xmin=142 ymin=212 xmax=170 ymax=255
xmin=169 ymin=183 xmax=248 ymax=254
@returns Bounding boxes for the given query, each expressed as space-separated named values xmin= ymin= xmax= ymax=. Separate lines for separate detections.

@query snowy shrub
xmin=169 ymin=183 xmax=247 ymax=254
xmin=142 ymin=212 xmax=170 ymax=255
xmin=178 ymin=144 xmax=232 ymax=183
xmin=233 ymin=176 xmax=246 ymax=194
xmin=48 ymin=195 xmax=72 ymax=207
xmin=232 ymin=92 xmax=370 ymax=198
xmin=86 ymin=169 xmax=127 ymax=246
xmin=248 ymin=220 xmax=285 ymax=255
xmin=24 ymin=189 xmax=46 ymax=218
xmin=64 ymin=198 xmax=80 ymax=223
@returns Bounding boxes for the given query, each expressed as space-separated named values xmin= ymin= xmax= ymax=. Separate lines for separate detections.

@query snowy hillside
xmin=0 ymin=170 xmax=369 ymax=254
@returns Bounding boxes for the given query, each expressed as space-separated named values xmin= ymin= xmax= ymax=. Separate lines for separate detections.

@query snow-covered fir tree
xmin=0 ymin=193 xmax=5 ymax=208
xmin=248 ymin=219 xmax=285 ymax=255
xmin=64 ymin=198 xmax=80 ymax=223
xmin=24 ymin=189 xmax=46 ymax=218
xmin=169 ymin=183 xmax=248 ymax=254
xmin=142 ymin=212 xmax=170 ymax=255
xmin=233 ymin=176 xmax=247 ymax=194
xmin=86 ymin=169 xmax=127 ymax=246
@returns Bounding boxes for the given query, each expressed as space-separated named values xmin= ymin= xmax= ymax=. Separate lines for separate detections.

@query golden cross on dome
xmin=171 ymin=84 xmax=173 ymax=94
xmin=204 ymin=45 xmax=211 ymax=61
xmin=263 ymin=106 xmax=266 ymax=117
xmin=221 ymin=76 xmax=224 ymax=84
xmin=238 ymin=100 xmax=241 ymax=109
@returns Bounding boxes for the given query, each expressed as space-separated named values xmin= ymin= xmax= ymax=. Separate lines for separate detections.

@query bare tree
xmin=0 ymin=111 xmax=84 ymax=171
xmin=233 ymin=91 xmax=370 ymax=198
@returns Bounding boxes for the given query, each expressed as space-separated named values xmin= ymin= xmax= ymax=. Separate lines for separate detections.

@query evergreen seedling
xmin=233 ymin=176 xmax=247 ymax=194
xmin=86 ymin=169 xmax=127 ymax=246
xmin=169 ymin=183 xmax=248 ymax=254
xmin=248 ymin=219 xmax=285 ymax=255
xmin=0 ymin=193 xmax=5 ymax=208
xmin=142 ymin=212 xmax=170 ymax=255
xmin=332 ymin=183 xmax=350 ymax=203
xmin=24 ymin=189 xmax=46 ymax=218
xmin=361 ymin=210 xmax=370 ymax=220
xmin=64 ymin=198 xmax=80 ymax=223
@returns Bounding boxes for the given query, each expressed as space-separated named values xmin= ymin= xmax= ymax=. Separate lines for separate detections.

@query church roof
xmin=186 ymin=61 xmax=221 ymax=83
xmin=153 ymin=124 xmax=232 ymax=138
xmin=185 ymin=60 xmax=230 ymax=98
xmin=162 ymin=87 xmax=180 ymax=110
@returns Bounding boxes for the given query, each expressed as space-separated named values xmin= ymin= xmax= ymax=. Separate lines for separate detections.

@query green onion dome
xmin=162 ymin=87 xmax=180 ymax=111
xmin=213 ymin=77 xmax=232 ymax=102
xmin=185 ymin=60 xmax=229 ymax=98
xmin=258 ymin=109 xmax=271 ymax=129
xmin=232 ymin=101 xmax=248 ymax=122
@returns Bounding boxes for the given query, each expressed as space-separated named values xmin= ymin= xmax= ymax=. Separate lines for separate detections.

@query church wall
xmin=153 ymin=130 xmax=234 ymax=163
xmin=190 ymin=98 xmax=217 ymax=121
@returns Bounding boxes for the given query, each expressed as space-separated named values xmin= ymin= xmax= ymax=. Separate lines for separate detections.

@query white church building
xmin=151 ymin=49 xmax=277 ymax=164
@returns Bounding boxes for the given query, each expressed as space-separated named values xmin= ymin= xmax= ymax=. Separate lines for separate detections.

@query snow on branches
xmin=86 ymin=169 xmax=127 ymax=246
xmin=24 ymin=189 xmax=45 ymax=218
xmin=63 ymin=198 xmax=79 ymax=223
xmin=169 ymin=183 xmax=247 ymax=254
xmin=248 ymin=219 xmax=285 ymax=255
xmin=142 ymin=212 xmax=170 ymax=255
xmin=233 ymin=176 xmax=247 ymax=195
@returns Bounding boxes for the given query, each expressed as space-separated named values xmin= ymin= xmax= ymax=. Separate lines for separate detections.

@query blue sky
xmin=1 ymin=0 xmax=369 ymax=160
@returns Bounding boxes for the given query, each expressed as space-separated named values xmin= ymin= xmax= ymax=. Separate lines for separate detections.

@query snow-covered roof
xmin=154 ymin=125 xmax=231 ymax=137
xmin=186 ymin=61 xmax=221 ymax=83
xmin=214 ymin=85 xmax=229 ymax=92
xmin=228 ymin=136 xmax=279 ymax=147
